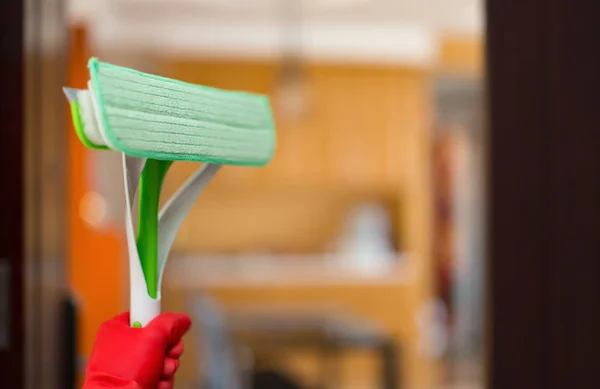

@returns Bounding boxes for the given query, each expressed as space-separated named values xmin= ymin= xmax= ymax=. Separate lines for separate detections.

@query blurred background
xmin=20 ymin=1 xmax=486 ymax=389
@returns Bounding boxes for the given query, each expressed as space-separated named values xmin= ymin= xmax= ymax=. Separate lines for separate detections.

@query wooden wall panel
xmin=437 ymin=35 xmax=484 ymax=76
xmin=159 ymin=60 xmax=431 ymax=257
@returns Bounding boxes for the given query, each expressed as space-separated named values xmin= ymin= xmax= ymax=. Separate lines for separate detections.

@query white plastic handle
xmin=123 ymin=155 xmax=159 ymax=327
xmin=156 ymin=163 xmax=221 ymax=288
xmin=122 ymin=154 xmax=220 ymax=327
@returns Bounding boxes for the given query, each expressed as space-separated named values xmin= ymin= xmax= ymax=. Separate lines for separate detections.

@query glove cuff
xmin=83 ymin=371 xmax=141 ymax=389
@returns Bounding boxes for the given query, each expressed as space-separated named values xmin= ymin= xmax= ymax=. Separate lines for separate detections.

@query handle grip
xmin=123 ymin=155 xmax=160 ymax=327
xmin=122 ymin=155 xmax=220 ymax=327
xmin=126 ymin=184 xmax=161 ymax=327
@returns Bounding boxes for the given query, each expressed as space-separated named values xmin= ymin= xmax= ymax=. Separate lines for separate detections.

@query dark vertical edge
xmin=380 ymin=340 xmax=400 ymax=389
xmin=486 ymin=0 xmax=546 ymax=387
xmin=58 ymin=297 xmax=78 ymax=389
xmin=486 ymin=1 xmax=600 ymax=389
xmin=544 ymin=1 xmax=600 ymax=388
xmin=0 ymin=0 xmax=24 ymax=388
xmin=30 ymin=0 xmax=43 ymax=386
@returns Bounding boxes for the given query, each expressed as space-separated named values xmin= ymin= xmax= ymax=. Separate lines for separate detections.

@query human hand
xmin=83 ymin=312 xmax=191 ymax=389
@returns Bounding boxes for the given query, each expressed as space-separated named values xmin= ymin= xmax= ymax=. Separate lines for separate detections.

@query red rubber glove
xmin=83 ymin=312 xmax=192 ymax=389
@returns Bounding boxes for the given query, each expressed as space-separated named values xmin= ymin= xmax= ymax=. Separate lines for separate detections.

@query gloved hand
xmin=83 ymin=312 xmax=192 ymax=389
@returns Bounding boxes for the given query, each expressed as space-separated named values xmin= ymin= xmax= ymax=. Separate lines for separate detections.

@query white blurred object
xmin=165 ymin=253 xmax=413 ymax=287
xmin=336 ymin=202 xmax=396 ymax=273
xmin=273 ymin=66 xmax=310 ymax=121
xmin=415 ymin=299 xmax=448 ymax=359
xmin=79 ymin=191 xmax=107 ymax=227
xmin=273 ymin=0 xmax=309 ymax=122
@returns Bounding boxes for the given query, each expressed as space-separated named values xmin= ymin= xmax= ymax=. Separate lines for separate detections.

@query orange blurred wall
xmin=66 ymin=25 xmax=124 ymax=359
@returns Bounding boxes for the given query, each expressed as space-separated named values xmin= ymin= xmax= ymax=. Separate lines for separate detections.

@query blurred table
xmin=227 ymin=307 xmax=401 ymax=389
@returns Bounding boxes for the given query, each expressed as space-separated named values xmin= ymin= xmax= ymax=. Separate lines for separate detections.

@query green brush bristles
xmin=68 ymin=58 xmax=276 ymax=166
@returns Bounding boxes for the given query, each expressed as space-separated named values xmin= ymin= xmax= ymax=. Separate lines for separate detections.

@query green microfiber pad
xmin=87 ymin=58 xmax=276 ymax=166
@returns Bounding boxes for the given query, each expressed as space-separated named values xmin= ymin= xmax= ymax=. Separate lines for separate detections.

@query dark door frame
xmin=486 ymin=1 xmax=600 ymax=388
xmin=0 ymin=0 xmax=24 ymax=387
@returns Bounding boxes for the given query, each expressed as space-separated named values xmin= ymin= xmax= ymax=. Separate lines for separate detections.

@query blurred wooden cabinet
xmin=160 ymin=60 xmax=427 ymax=194
xmin=157 ymin=58 xmax=435 ymax=389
